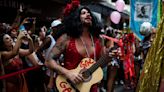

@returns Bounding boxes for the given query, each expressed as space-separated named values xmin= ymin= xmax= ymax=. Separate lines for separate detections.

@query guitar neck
xmin=87 ymin=54 xmax=111 ymax=74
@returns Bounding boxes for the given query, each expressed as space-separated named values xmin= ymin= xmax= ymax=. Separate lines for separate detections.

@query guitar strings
xmin=89 ymin=55 xmax=106 ymax=73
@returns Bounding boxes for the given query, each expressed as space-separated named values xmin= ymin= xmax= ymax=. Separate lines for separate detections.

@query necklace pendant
xmin=80 ymin=34 xmax=96 ymax=61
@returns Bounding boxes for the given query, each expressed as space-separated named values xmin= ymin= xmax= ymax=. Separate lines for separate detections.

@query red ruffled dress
xmin=4 ymin=55 xmax=28 ymax=92
xmin=64 ymin=37 xmax=102 ymax=92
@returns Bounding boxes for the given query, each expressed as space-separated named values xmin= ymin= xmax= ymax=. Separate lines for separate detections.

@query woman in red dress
xmin=0 ymin=31 xmax=34 ymax=92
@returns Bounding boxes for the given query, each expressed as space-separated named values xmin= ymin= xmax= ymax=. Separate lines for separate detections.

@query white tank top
xmin=44 ymin=35 xmax=57 ymax=77
xmin=44 ymin=35 xmax=56 ymax=61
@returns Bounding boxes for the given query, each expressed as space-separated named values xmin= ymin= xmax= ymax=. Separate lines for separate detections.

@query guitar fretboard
xmin=83 ymin=54 xmax=111 ymax=76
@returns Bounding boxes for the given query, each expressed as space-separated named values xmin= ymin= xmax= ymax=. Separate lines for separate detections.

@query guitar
xmin=56 ymin=55 xmax=110 ymax=92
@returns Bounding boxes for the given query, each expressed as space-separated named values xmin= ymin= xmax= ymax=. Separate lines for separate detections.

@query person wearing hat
xmin=50 ymin=19 xmax=64 ymax=40
xmin=36 ymin=19 xmax=63 ymax=92
xmin=139 ymin=22 xmax=156 ymax=60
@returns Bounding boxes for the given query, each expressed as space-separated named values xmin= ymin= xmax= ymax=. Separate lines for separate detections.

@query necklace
xmin=80 ymin=34 xmax=96 ymax=61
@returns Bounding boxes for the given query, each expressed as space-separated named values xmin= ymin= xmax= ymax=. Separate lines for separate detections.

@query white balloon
xmin=140 ymin=22 xmax=152 ymax=36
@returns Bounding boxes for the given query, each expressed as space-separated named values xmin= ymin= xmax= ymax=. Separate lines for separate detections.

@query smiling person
xmin=0 ymin=31 xmax=34 ymax=92
xmin=45 ymin=5 xmax=112 ymax=92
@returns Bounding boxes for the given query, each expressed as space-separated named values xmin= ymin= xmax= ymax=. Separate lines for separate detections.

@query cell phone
xmin=19 ymin=25 xmax=25 ymax=32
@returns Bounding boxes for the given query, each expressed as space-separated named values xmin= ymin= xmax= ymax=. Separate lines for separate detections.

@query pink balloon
xmin=115 ymin=0 xmax=125 ymax=12
xmin=110 ymin=11 xmax=121 ymax=24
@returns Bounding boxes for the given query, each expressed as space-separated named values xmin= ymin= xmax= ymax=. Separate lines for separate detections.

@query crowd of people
xmin=0 ymin=1 xmax=162 ymax=92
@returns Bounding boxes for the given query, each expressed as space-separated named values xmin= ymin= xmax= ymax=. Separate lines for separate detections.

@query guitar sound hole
xmin=80 ymin=69 xmax=92 ymax=82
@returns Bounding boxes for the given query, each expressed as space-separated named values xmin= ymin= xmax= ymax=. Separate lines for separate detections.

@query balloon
xmin=140 ymin=22 xmax=152 ymax=37
xmin=115 ymin=0 xmax=125 ymax=12
xmin=110 ymin=11 xmax=121 ymax=24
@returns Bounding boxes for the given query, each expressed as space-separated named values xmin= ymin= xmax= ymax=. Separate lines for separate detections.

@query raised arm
xmin=35 ymin=37 xmax=51 ymax=63
xmin=1 ymin=31 xmax=25 ymax=61
xmin=19 ymin=31 xmax=34 ymax=57
xmin=11 ymin=10 xmax=22 ymax=28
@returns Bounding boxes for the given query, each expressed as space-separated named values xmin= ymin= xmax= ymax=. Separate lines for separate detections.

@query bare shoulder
xmin=1 ymin=51 xmax=14 ymax=61
xmin=50 ymin=34 xmax=70 ymax=59
xmin=1 ymin=51 xmax=9 ymax=56
xmin=54 ymin=34 xmax=70 ymax=52
xmin=57 ymin=34 xmax=70 ymax=42
xmin=56 ymin=34 xmax=70 ymax=45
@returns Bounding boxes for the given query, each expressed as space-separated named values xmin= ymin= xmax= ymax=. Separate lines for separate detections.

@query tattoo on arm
xmin=50 ymin=52 xmax=59 ymax=60
xmin=50 ymin=34 xmax=68 ymax=60
xmin=55 ymin=44 xmax=65 ymax=52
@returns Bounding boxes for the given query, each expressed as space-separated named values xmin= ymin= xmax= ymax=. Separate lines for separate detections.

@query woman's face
xmin=80 ymin=8 xmax=92 ymax=26
xmin=3 ymin=34 xmax=13 ymax=47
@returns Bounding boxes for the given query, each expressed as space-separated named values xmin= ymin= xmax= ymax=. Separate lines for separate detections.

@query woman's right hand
xmin=17 ymin=31 xmax=27 ymax=40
